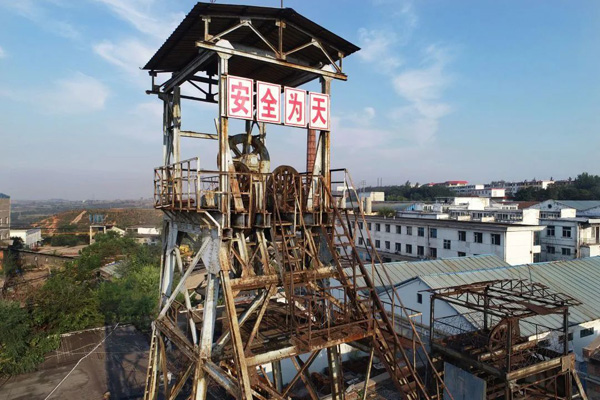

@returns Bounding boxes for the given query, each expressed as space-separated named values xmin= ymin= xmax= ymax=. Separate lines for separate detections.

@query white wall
xmin=10 ymin=229 xmax=42 ymax=247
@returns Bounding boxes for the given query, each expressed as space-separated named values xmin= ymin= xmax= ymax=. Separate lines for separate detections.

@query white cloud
xmin=35 ymin=73 xmax=109 ymax=114
xmin=94 ymin=38 xmax=154 ymax=77
xmin=0 ymin=46 xmax=5 ymax=58
xmin=0 ymin=0 xmax=81 ymax=40
xmin=94 ymin=0 xmax=183 ymax=40
xmin=357 ymin=28 xmax=403 ymax=73
xmin=357 ymin=0 xmax=456 ymax=147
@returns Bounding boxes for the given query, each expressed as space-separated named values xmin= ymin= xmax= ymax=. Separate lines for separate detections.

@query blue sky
xmin=1 ymin=0 xmax=599 ymax=200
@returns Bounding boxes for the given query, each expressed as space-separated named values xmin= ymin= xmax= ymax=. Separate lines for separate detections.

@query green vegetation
xmin=365 ymin=182 xmax=455 ymax=201
xmin=0 ymin=231 xmax=161 ymax=376
xmin=2 ymin=238 xmax=24 ymax=277
xmin=44 ymin=234 xmax=89 ymax=247
xmin=514 ymin=173 xmax=600 ymax=201
xmin=377 ymin=207 xmax=397 ymax=217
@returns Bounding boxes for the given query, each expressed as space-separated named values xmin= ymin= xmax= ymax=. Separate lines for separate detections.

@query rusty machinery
xmin=142 ymin=3 xmax=451 ymax=400
xmin=429 ymin=279 xmax=588 ymax=399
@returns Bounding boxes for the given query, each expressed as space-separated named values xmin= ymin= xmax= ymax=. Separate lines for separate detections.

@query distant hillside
xmin=32 ymin=208 xmax=163 ymax=235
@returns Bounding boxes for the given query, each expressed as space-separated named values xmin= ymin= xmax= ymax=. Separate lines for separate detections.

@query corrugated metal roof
xmin=556 ymin=200 xmax=600 ymax=211
xmin=144 ymin=3 xmax=359 ymax=87
xmin=418 ymin=257 xmax=600 ymax=336
xmin=347 ymin=255 xmax=509 ymax=293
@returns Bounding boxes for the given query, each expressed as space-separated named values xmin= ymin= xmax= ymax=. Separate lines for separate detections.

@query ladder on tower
xmin=322 ymin=174 xmax=450 ymax=400
xmin=143 ymin=326 xmax=159 ymax=400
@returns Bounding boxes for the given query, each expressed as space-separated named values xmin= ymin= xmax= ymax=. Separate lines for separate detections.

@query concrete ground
xmin=0 ymin=325 xmax=149 ymax=400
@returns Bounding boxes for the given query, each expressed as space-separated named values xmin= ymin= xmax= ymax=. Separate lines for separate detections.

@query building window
xmin=417 ymin=227 xmax=425 ymax=237
xmin=534 ymin=231 xmax=540 ymax=246
xmin=375 ymin=223 xmax=381 ymax=232
xmin=429 ymin=247 xmax=437 ymax=258
xmin=359 ymin=238 xmax=364 ymax=245
xmin=562 ymin=247 xmax=571 ymax=256
xmin=417 ymin=293 xmax=423 ymax=304
xmin=385 ymin=241 xmax=390 ymax=250
xmin=458 ymin=231 xmax=466 ymax=241
xmin=547 ymin=246 xmax=555 ymax=254
xmin=406 ymin=227 xmax=413 ymax=236
xmin=458 ymin=252 xmax=466 ymax=257
xmin=375 ymin=240 xmax=381 ymax=248
xmin=395 ymin=243 xmax=401 ymax=252
xmin=430 ymin=228 xmax=437 ymax=238
xmin=580 ymin=328 xmax=594 ymax=338
xmin=547 ymin=226 xmax=555 ymax=237
xmin=560 ymin=332 xmax=574 ymax=343
xmin=406 ymin=244 xmax=412 ymax=254
xmin=383 ymin=257 xmax=392 ymax=262
xmin=368 ymin=223 xmax=372 ymax=230
xmin=396 ymin=225 xmax=401 ymax=234
xmin=562 ymin=227 xmax=572 ymax=238
xmin=474 ymin=232 xmax=483 ymax=243
xmin=491 ymin=234 xmax=501 ymax=246
xmin=443 ymin=239 xmax=451 ymax=250
xmin=417 ymin=246 xmax=424 ymax=256
xmin=358 ymin=222 xmax=363 ymax=229
xmin=385 ymin=224 xmax=390 ymax=233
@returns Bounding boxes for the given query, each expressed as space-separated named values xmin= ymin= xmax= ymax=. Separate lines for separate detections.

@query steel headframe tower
xmin=142 ymin=3 xmax=449 ymax=400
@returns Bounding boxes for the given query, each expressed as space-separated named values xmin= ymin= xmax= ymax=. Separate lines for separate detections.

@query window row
xmin=546 ymin=246 xmax=572 ymax=256
xmin=546 ymin=225 xmax=572 ymax=238
xmin=359 ymin=223 xmax=502 ymax=245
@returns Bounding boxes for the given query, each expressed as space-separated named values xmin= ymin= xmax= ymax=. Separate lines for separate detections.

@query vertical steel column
xmin=193 ymin=272 xmax=220 ymax=400
xmin=563 ymin=306 xmax=569 ymax=355
xmin=272 ymin=360 xmax=283 ymax=392
xmin=218 ymin=54 xmax=231 ymax=227
xmin=429 ymin=295 xmax=435 ymax=349
xmin=306 ymin=129 xmax=316 ymax=173
xmin=327 ymin=345 xmax=344 ymax=400
xmin=173 ymin=86 xmax=181 ymax=164
xmin=161 ymin=222 xmax=178 ymax=300
xmin=320 ymin=77 xmax=332 ymax=207
xmin=220 ymin=245 xmax=253 ymax=400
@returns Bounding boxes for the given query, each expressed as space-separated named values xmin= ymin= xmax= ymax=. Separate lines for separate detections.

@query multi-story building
xmin=450 ymin=179 xmax=558 ymax=197
xmin=487 ymin=179 xmax=555 ymax=196
xmin=0 ymin=193 xmax=10 ymax=242
xmin=537 ymin=217 xmax=600 ymax=261
xmin=527 ymin=200 xmax=600 ymax=261
xmin=356 ymin=214 xmax=543 ymax=265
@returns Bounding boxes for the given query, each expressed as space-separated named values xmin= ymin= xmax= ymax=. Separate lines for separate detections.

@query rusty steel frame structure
xmin=428 ymin=279 xmax=588 ymax=400
xmin=142 ymin=3 xmax=452 ymax=400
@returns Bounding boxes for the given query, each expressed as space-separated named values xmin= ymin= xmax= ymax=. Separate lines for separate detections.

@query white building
xmin=357 ymin=214 xmax=543 ymax=265
xmin=537 ymin=217 xmax=600 ymax=261
xmin=526 ymin=200 xmax=600 ymax=261
xmin=488 ymin=179 xmax=555 ymax=196
xmin=10 ymin=228 xmax=42 ymax=248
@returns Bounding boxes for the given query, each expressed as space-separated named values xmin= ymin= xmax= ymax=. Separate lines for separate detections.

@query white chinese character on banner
xmin=284 ymin=87 xmax=306 ymax=127
xmin=308 ymin=92 xmax=330 ymax=130
xmin=227 ymin=76 xmax=253 ymax=120
xmin=256 ymin=81 xmax=281 ymax=124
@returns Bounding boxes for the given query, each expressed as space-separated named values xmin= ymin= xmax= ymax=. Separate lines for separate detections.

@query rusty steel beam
xmin=230 ymin=267 xmax=336 ymax=290
xmin=195 ymin=41 xmax=348 ymax=81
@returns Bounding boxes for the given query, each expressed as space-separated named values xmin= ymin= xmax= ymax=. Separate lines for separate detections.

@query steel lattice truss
xmin=429 ymin=280 xmax=588 ymax=400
